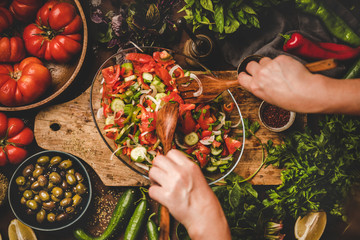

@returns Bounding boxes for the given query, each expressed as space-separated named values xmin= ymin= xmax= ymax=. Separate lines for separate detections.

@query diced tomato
xmin=126 ymin=53 xmax=154 ymax=63
xmin=179 ymin=111 xmax=196 ymax=135
xmin=194 ymin=144 xmax=210 ymax=168
xmin=104 ymin=125 xmax=117 ymax=139
xmin=179 ymin=103 xmax=195 ymax=116
xmin=198 ymin=105 xmax=215 ymax=130
xmin=212 ymin=140 xmax=221 ymax=148
xmin=139 ymin=131 xmax=157 ymax=145
xmin=102 ymin=65 xmax=121 ymax=86
xmin=221 ymin=146 xmax=229 ymax=156
xmin=137 ymin=76 xmax=150 ymax=90
xmin=224 ymin=102 xmax=235 ymax=112
xmin=201 ymin=130 xmax=212 ymax=138
xmin=115 ymin=117 xmax=127 ymax=128
xmin=137 ymin=104 xmax=156 ymax=132
xmin=225 ymin=137 xmax=242 ymax=154
xmin=155 ymin=66 xmax=172 ymax=87
xmin=102 ymin=102 xmax=112 ymax=118
xmin=153 ymin=51 xmax=173 ymax=63
xmin=161 ymin=92 xmax=184 ymax=104
xmin=198 ymin=143 xmax=210 ymax=155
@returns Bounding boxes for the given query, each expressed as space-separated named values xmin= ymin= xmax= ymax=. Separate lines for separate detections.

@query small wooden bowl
xmin=258 ymin=101 xmax=296 ymax=132
xmin=0 ymin=0 xmax=88 ymax=111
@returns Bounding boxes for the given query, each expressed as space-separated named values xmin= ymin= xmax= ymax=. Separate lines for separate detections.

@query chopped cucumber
xmin=155 ymin=93 xmax=167 ymax=102
xmin=124 ymin=74 xmax=137 ymax=82
xmin=105 ymin=116 xmax=115 ymax=125
xmin=121 ymin=62 xmax=133 ymax=72
xmin=110 ymin=99 xmax=125 ymax=112
xmin=184 ymin=70 xmax=191 ymax=77
xmin=205 ymin=165 xmax=218 ymax=172
xmin=212 ymin=160 xmax=229 ymax=166
xmin=130 ymin=146 xmax=147 ymax=163
xmin=215 ymin=135 xmax=223 ymax=142
xmin=130 ymin=82 xmax=140 ymax=92
xmin=151 ymin=80 xmax=166 ymax=93
xmin=210 ymin=146 xmax=223 ymax=156
xmin=184 ymin=132 xmax=199 ymax=146
xmin=142 ymin=72 xmax=153 ymax=84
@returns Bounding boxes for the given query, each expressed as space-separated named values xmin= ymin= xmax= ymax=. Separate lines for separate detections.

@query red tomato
xmin=212 ymin=140 xmax=221 ymax=148
xmin=194 ymin=144 xmax=210 ymax=168
xmin=9 ymin=0 xmax=43 ymax=22
xmin=225 ymin=137 xmax=242 ymax=154
xmin=179 ymin=111 xmax=196 ymax=135
xmin=104 ymin=125 xmax=117 ymax=139
xmin=22 ymin=0 xmax=82 ymax=63
xmin=161 ymin=92 xmax=184 ymax=105
xmin=0 ymin=57 xmax=52 ymax=106
xmin=0 ymin=36 xmax=26 ymax=63
xmin=155 ymin=67 xmax=172 ymax=87
xmin=139 ymin=131 xmax=157 ymax=145
xmin=0 ymin=113 xmax=33 ymax=165
xmin=152 ymin=51 xmax=173 ymax=63
xmin=126 ymin=53 xmax=154 ymax=63
xmin=102 ymin=65 xmax=121 ymax=86
xmin=0 ymin=7 xmax=13 ymax=33
xmin=201 ymin=130 xmax=212 ymax=138
xmin=137 ymin=104 xmax=156 ymax=132
xmin=198 ymin=105 xmax=215 ymax=130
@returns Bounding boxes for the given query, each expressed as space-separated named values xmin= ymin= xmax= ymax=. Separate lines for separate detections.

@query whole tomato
xmin=9 ymin=0 xmax=43 ymax=22
xmin=22 ymin=0 xmax=82 ymax=63
xmin=0 ymin=57 xmax=51 ymax=106
xmin=0 ymin=36 xmax=26 ymax=63
xmin=0 ymin=112 xmax=33 ymax=166
xmin=0 ymin=7 xmax=13 ymax=33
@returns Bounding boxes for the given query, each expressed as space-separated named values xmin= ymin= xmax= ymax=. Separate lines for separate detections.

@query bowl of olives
xmin=8 ymin=150 xmax=92 ymax=231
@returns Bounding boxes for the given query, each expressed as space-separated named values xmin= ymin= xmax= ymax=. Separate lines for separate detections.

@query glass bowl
xmin=8 ymin=150 xmax=92 ymax=231
xmin=90 ymin=46 xmax=245 ymax=185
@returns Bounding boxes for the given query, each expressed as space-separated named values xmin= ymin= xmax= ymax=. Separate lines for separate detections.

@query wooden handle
xmin=305 ymin=59 xmax=337 ymax=72
xmin=159 ymin=206 xmax=171 ymax=240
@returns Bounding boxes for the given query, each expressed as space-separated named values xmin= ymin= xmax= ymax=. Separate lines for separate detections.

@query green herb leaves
xmin=180 ymin=0 xmax=288 ymax=39
xmin=264 ymin=115 xmax=360 ymax=219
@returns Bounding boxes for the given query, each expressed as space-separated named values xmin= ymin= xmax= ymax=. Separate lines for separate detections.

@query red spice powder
xmin=261 ymin=104 xmax=290 ymax=128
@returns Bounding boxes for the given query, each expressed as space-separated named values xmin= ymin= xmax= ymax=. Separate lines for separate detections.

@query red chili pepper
xmin=282 ymin=32 xmax=360 ymax=61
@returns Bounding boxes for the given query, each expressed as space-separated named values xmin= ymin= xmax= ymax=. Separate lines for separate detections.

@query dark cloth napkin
xmin=218 ymin=0 xmax=360 ymax=78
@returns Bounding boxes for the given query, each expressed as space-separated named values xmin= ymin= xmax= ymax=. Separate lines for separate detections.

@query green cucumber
xmin=121 ymin=62 xmax=133 ymax=72
xmin=73 ymin=188 xmax=137 ymax=240
xmin=205 ymin=165 xmax=218 ymax=172
xmin=124 ymin=75 xmax=137 ymax=82
xmin=210 ymin=146 xmax=223 ymax=156
xmin=184 ymin=132 xmax=199 ymax=146
xmin=124 ymin=199 xmax=148 ymax=240
xmin=110 ymin=98 xmax=125 ymax=112
xmin=130 ymin=146 xmax=147 ymax=162
xmin=146 ymin=215 xmax=159 ymax=240
xmin=142 ymin=72 xmax=153 ymax=84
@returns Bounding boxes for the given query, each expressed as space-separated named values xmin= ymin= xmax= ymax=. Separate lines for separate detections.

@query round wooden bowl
xmin=0 ymin=0 xmax=88 ymax=111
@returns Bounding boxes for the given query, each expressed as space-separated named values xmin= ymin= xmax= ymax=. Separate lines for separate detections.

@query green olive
xmin=37 ymin=155 xmax=50 ymax=165
xmin=18 ymin=181 xmax=30 ymax=191
xmin=22 ymin=164 xmax=34 ymax=177
xmin=33 ymin=195 xmax=41 ymax=204
xmin=56 ymin=213 xmax=68 ymax=222
xmin=49 ymin=172 xmax=61 ymax=184
xmin=26 ymin=200 xmax=38 ymax=210
xmin=23 ymin=190 xmax=33 ymax=199
xmin=39 ymin=190 xmax=50 ymax=202
xmin=42 ymin=201 xmax=56 ymax=211
xmin=64 ymin=191 xmax=72 ymax=198
xmin=60 ymin=198 xmax=73 ymax=207
xmin=66 ymin=174 xmax=77 ymax=186
xmin=65 ymin=206 xmax=75 ymax=214
xmin=30 ymin=181 xmax=41 ymax=191
xmin=75 ymin=183 xmax=87 ymax=195
xmin=16 ymin=176 xmax=26 ymax=186
xmin=32 ymin=168 xmax=44 ymax=178
xmin=38 ymin=175 xmax=48 ymax=187
xmin=47 ymin=212 xmax=56 ymax=222
xmin=20 ymin=197 xmax=27 ymax=205
xmin=51 ymin=187 xmax=63 ymax=198
xmin=50 ymin=156 xmax=62 ymax=166
xmin=59 ymin=159 xmax=73 ymax=170
xmin=36 ymin=209 xmax=46 ymax=223
xmin=75 ymin=172 xmax=84 ymax=183
xmin=72 ymin=194 xmax=82 ymax=207
xmin=67 ymin=168 xmax=75 ymax=175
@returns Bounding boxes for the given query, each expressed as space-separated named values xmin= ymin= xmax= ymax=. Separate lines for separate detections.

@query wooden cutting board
xmin=34 ymin=71 xmax=305 ymax=186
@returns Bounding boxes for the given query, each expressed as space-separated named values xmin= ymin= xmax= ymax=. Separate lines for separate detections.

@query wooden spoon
xmin=155 ymin=101 xmax=179 ymax=240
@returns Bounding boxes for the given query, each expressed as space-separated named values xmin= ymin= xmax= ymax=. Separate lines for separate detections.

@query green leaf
xmin=200 ymin=0 xmax=214 ymax=12
xmin=184 ymin=0 xmax=195 ymax=7
xmin=249 ymin=15 xmax=260 ymax=28
xmin=242 ymin=4 xmax=257 ymax=15
xmin=229 ymin=182 xmax=242 ymax=208
xmin=214 ymin=4 xmax=224 ymax=33
xmin=146 ymin=4 xmax=160 ymax=26
xmin=224 ymin=18 xmax=240 ymax=34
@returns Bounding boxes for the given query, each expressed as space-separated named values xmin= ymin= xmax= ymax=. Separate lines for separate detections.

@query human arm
xmin=148 ymin=149 xmax=231 ymax=240
xmin=238 ymin=55 xmax=360 ymax=115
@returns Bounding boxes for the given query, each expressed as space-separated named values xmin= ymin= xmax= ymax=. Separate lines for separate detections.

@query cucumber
xmin=124 ymin=75 xmax=137 ymax=82
xmin=155 ymin=93 xmax=167 ymax=102
xmin=130 ymin=146 xmax=147 ymax=162
xmin=205 ymin=165 xmax=218 ymax=172
xmin=184 ymin=132 xmax=199 ymax=146
xmin=142 ymin=72 xmax=153 ymax=84
xmin=210 ymin=146 xmax=223 ymax=156
xmin=146 ymin=216 xmax=159 ymax=240
xmin=110 ymin=99 xmax=125 ymax=112
xmin=151 ymin=80 xmax=166 ymax=93
xmin=121 ymin=62 xmax=133 ymax=72
xmin=212 ymin=160 xmax=229 ymax=166
xmin=124 ymin=199 xmax=148 ymax=240
xmin=73 ymin=188 xmax=137 ymax=240
xmin=105 ymin=116 xmax=114 ymax=125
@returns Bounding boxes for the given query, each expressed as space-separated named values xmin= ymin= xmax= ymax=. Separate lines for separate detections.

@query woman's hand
xmin=238 ymin=55 xmax=335 ymax=113
xmin=149 ymin=149 xmax=231 ymax=240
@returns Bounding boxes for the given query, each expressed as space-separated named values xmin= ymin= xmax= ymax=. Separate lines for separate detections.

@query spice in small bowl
xmin=258 ymin=101 xmax=296 ymax=132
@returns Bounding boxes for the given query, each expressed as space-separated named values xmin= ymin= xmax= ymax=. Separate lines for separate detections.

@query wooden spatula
xmin=176 ymin=58 xmax=337 ymax=104
xmin=155 ymin=101 xmax=179 ymax=240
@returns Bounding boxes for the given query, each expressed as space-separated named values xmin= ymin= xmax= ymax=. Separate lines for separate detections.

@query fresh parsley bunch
xmin=264 ymin=115 xmax=360 ymax=220
xmin=179 ymin=0 xmax=289 ymax=39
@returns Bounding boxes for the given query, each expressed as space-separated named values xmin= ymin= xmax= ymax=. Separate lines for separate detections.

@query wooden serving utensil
xmin=155 ymin=101 xmax=180 ymax=240
xmin=176 ymin=58 xmax=337 ymax=104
